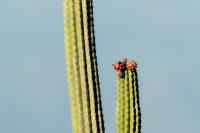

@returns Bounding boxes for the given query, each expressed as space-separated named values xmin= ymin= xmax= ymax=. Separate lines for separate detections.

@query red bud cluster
xmin=112 ymin=58 xmax=137 ymax=78
xmin=126 ymin=60 xmax=137 ymax=71
xmin=112 ymin=62 xmax=125 ymax=71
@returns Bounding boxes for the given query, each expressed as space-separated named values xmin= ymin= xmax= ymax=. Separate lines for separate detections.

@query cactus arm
xmin=133 ymin=70 xmax=141 ymax=133
xmin=114 ymin=59 xmax=141 ymax=133
xmin=116 ymin=71 xmax=131 ymax=133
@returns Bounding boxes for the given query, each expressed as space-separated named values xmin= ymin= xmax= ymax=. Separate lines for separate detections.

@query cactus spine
xmin=113 ymin=59 xmax=141 ymax=133
xmin=63 ymin=0 xmax=104 ymax=132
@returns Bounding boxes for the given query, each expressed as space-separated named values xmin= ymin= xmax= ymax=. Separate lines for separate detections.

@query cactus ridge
xmin=87 ymin=0 xmax=105 ymax=131
xmin=129 ymin=71 xmax=135 ymax=133
xmin=116 ymin=78 xmax=121 ymax=133
xmin=79 ymin=0 xmax=98 ymax=132
xmin=121 ymin=78 xmax=125 ymax=132
xmin=116 ymin=77 xmax=125 ymax=133
xmin=71 ymin=0 xmax=87 ymax=132
xmin=64 ymin=0 xmax=80 ymax=132
xmin=124 ymin=70 xmax=130 ymax=133
xmin=133 ymin=70 xmax=141 ymax=133
xmin=74 ymin=0 xmax=93 ymax=132
xmin=82 ymin=1 xmax=100 ymax=132
xmin=64 ymin=0 xmax=104 ymax=132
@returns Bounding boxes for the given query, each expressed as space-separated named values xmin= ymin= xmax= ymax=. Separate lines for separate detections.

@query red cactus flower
xmin=112 ymin=62 xmax=125 ymax=71
xmin=126 ymin=60 xmax=137 ymax=71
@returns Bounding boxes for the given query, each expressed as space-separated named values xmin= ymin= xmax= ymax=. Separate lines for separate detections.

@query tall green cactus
xmin=113 ymin=59 xmax=141 ymax=133
xmin=63 ymin=0 xmax=104 ymax=132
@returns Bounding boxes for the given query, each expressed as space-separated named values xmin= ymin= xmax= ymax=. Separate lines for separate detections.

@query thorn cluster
xmin=112 ymin=58 xmax=137 ymax=78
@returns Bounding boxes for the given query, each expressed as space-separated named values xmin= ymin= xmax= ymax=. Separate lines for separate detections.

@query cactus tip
xmin=113 ymin=58 xmax=137 ymax=78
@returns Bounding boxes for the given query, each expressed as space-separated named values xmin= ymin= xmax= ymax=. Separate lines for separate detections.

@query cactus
xmin=63 ymin=0 xmax=104 ymax=132
xmin=113 ymin=59 xmax=141 ymax=133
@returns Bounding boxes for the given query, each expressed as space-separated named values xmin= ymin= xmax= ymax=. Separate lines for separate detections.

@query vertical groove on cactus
xmin=133 ymin=70 xmax=141 ymax=133
xmin=64 ymin=0 xmax=104 ymax=132
xmin=73 ymin=0 xmax=93 ymax=132
xmin=76 ymin=8 xmax=93 ymax=133
xmin=81 ymin=0 xmax=99 ymax=132
xmin=71 ymin=0 xmax=87 ymax=132
xmin=79 ymin=35 xmax=93 ymax=133
xmin=87 ymin=0 xmax=105 ymax=131
xmin=63 ymin=0 xmax=80 ymax=132
xmin=129 ymin=71 xmax=135 ymax=133
xmin=78 ymin=30 xmax=93 ymax=133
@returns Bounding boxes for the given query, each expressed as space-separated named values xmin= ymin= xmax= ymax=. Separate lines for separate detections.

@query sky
xmin=0 ymin=0 xmax=200 ymax=133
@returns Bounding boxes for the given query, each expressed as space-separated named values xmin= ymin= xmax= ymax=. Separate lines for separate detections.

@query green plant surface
xmin=129 ymin=71 xmax=135 ymax=133
xmin=132 ymin=70 xmax=141 ymax=133
xmin=63 ymin=0 xmax=104 ymax=132
xmin=124 ymin=70 xmax=130 ymax=133
xmin=116 ymin=77 xmax=125 ymax=133
xmin=114 ymin=60 xmax=141 ymax=133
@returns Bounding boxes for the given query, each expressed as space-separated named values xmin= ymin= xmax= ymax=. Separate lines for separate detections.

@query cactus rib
xmin=87 ymin=0 xmax=105 ymax=131
xmin=133 ymin=70 xmax=141 ymax=133
xmin=64 ymin=0 xmax=104 ymax=132
xmin=64 ymin=0 xmax=80 ymax=132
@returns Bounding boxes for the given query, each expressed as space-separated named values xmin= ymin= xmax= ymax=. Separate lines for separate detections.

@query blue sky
xmin=0 ymin=0 xmax=200 ymax=133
